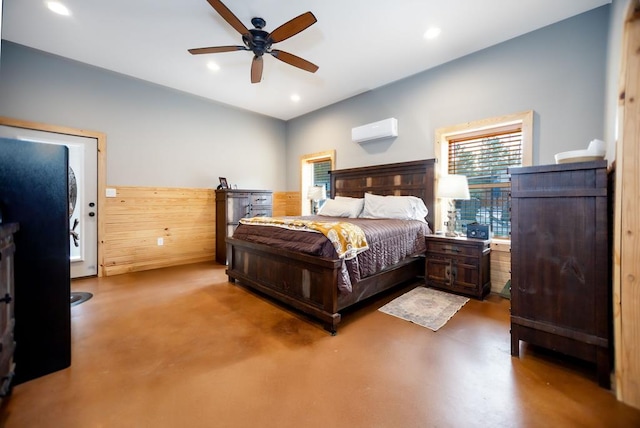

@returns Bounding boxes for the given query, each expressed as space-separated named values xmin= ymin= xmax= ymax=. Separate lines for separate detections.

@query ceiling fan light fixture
xmin=47 ymin=1 xmax=71 ymax=16
xmin=424 ymin=27 xmax=441 ymax=40
xmin=290 ymin=94 xmax=301 ymax=102
xmin=207 ymin=61 xmax=221 ymax=72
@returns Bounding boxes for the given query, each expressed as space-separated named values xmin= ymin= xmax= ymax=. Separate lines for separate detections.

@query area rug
xmin=70 ymin=292 xmax=93 ymax=307
xmin=378 ymin=287 xmax=469 ymax=331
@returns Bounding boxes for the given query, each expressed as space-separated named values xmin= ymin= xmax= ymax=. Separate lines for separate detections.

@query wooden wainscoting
xmin=103 ymin=186 xmax=215 ymax=276
xmin=490 ymin=240 xmax=511 ymax=294
xmin=273 ymin=191 xmax=302 ymax=216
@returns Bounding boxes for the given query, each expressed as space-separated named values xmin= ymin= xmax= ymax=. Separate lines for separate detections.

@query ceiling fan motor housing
xmin=244 ymin=24 xmax=272 ymax=57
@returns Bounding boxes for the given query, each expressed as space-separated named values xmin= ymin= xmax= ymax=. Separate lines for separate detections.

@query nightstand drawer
xmin=426 ymin=241 xmax=478 ymax=257
xmin=426 ymin=253 xmax=478 ymax=267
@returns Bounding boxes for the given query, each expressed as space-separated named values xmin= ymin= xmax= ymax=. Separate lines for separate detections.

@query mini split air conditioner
xmin=351 ymin=118 xmax=398 ymax=143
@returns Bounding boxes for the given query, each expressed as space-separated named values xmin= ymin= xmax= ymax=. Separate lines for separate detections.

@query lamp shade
xmin=438 ymin=174 xmax=470 ymax=200
xmin=308 ymin=186 xmax=327 ymax=201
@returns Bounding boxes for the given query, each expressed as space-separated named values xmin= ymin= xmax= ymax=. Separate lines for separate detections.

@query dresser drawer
xmin=250 ymin=208 xmax=271 ymax=218
xmin=216 ymin=189 xmax=272 ymax=265
xmin=251 ymin=193 xmax=272 ymax=206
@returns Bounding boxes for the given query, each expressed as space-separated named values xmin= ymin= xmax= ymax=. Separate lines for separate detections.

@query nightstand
xmin=425 ymin=235 xmax=491 ymax=299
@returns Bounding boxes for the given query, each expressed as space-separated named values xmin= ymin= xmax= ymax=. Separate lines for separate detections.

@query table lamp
xmin=308 ymin=185 xmax=327 ymax=214
xmin=437 ymin=174 xmax=470 ymax=237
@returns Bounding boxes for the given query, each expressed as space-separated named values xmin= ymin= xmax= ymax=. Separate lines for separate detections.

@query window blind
xmin=313 ymin=160 xmax=331 ymax=195
xmin=448 ymin=129 xmax=523 ymax=183
xmin=447 ymin=127 xmax=523 ymax=238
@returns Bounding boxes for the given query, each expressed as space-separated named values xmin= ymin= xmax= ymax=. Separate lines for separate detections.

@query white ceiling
xmin=2 ymin=0 xmax=610 ymax=121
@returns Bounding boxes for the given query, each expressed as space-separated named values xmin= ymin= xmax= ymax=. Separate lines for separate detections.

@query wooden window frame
xmin=434 ymin=111 xmax=533 ymax=238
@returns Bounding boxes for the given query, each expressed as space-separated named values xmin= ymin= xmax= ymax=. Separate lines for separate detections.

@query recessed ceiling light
xmin=424 ymin=27 xmax=441 ymax=40
xmin=47 ymin=1 xmax=71 ymax=16
xmin=207 ymin=61 xmax=220 ymax=72
xmin=290 ymin=94 xmax=301 ymax=103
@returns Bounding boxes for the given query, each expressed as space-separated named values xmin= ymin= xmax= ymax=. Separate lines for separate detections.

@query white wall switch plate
xmin=106 ymin=188 xmax=117 ymax=197
xmin=157 ymin=237 xmax=164 ymax=246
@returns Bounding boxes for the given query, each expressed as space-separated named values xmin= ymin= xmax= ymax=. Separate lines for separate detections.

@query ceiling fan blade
xmin=270 ymin=50 xmax=319 ymax=73
xmin=188 ymin=46 xmax=246 ymax=55
xmin=269 ymin=12 xmax=317 ymax=43
xmin=206 ymin=0 xmax=249 ymax=35
xmin=251 ymin=56 xmax=264 ymax=84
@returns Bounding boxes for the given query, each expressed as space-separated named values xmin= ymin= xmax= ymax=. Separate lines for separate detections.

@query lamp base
xmin=311 ymin=200 xmax=320 ymax=215
xmin=445 ymin=209 xmax=459 ymax=237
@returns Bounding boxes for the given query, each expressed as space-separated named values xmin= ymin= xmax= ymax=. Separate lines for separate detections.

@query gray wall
xmin=0 ymin=6 xmax=615 ymax=193
xmin=286 ymin=6 xmax=610 ymax=190
xmin=0 ymin=41 xmax=287 ymax=190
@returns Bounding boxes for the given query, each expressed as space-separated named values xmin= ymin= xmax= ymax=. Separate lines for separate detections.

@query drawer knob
xmin=0 ymin=294 xmax=12 ymax=304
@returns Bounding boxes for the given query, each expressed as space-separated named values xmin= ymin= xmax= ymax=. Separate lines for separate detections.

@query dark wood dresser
xmin=425 ymin=235 xmax=491 ymax=299
xmin=509 ymin=160 xmax=611 ymax=388
xmin=0 ymin=223 xmax=19 ymax=398
xmin=215 ymin=189 xmax=272 ymax=264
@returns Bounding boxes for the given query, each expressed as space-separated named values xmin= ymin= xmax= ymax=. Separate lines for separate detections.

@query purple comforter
xmin=232 ymin=216 xmax=430 ymax=293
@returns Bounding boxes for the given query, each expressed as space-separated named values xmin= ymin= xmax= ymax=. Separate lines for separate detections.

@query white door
xmin=0 ymin=125 xmax=98 ymax=278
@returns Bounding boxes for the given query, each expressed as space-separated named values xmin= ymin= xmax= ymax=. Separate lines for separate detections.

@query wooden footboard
xmin=226 ymin=237 xmax=424 ymax=333
xmin=226 ymin=237 xmax=343 ymax=332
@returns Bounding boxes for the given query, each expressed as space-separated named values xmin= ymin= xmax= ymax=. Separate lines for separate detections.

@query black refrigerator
xmin=0 ymin=137 xmax=71 ymax=384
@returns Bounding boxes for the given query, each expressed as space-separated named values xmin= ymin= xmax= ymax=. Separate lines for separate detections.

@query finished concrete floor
xmin=1 ymin=262 xmax=638 ymax=427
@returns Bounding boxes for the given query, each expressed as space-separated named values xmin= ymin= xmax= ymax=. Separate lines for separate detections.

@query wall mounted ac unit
xmin=351 ymin=118 xmax=398 ymax=143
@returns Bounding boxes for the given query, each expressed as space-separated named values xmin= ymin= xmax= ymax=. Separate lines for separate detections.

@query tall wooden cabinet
xmin=0 ymin=223 xmax=19 ymax=398
xmin=215 ymin=189 xmax=272 ymax=264
xmin=509 ymin=160 xmax=611 ymax=388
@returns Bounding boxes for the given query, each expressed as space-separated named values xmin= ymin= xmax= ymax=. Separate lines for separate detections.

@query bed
xmin=225 ymin=159 xmax=436 ymax=333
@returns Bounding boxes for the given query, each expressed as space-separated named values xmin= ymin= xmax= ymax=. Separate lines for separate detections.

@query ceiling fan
xmin=189 ymin=0 xmax=319 ymax=84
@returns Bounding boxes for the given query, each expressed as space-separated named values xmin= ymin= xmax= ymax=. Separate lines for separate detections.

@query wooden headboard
xmin=329 ymin=159 xmax=436 ymax=227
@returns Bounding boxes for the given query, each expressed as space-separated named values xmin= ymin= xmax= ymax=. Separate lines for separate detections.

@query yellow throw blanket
xmin=238 ymin=217 xmax=369 ymax=260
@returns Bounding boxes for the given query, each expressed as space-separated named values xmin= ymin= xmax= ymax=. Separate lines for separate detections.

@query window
xmin=312 ymin=159 xmax=332 ymax=195
xmin=435 ymin=111 xmax=533 ymax=239
xmin=300 ymin=150 xmax=335 ymax=215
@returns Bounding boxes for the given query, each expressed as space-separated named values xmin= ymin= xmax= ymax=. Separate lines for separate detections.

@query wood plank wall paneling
xmin=273 ymin=191 xmax=302 ymax=216
xmin=614 ymin=1 xmax=640 ymax=409
xmin=490 ymin=240 xmax=511 ymax=294
xmin=103 ymin=186 xmax=215 ymax=275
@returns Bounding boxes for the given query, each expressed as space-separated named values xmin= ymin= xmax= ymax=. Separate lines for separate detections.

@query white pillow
xmin=317 ymin=196 xmax=364 ymax=218
xmin=360 ymin=193 xmax=428 ymax=222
